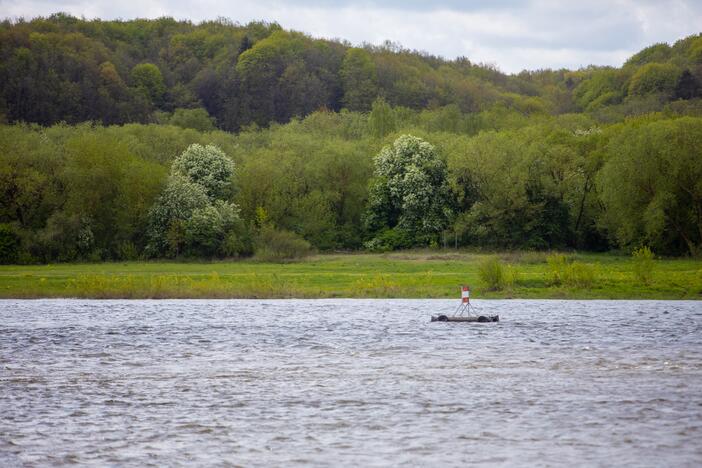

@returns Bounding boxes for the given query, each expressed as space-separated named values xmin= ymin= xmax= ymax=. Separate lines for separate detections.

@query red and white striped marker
xmin=461 ymin=285 xmax=470 ymax=303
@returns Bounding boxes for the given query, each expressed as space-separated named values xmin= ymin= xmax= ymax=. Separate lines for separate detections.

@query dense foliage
xmin=3 ymin=15 xmax=701 ymax=130
xmin=365 ymin=135 xmax=453 ymax=250
xmin=146 ymin=143 xmax=243 ymax=258
xmin=1 ymin=15 xmax=701 ymax=262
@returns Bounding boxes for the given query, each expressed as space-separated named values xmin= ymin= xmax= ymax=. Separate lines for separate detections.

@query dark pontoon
xmin=430 ymin=285 xmax=499 ymax=323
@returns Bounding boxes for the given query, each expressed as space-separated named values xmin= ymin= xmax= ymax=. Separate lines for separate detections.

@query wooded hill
xmin=1 ymin=15 xmax=701 ymax=263
xmin=2 ymin=14 xmax=701 ymax=129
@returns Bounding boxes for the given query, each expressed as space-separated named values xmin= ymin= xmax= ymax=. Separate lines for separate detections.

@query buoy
xmin=430 ymin=285 xmax=499 ymax=323
xmin=430 ymin=315 xmax=499 ymax=323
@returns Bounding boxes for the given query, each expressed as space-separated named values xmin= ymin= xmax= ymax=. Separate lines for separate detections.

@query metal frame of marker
xmin=453 ymin=285 xmax=475 ymax=316
xmin=430 ymin=285 xmax=500 ymax=323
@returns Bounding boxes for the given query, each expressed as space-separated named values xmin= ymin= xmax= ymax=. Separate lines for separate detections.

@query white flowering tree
xmin=147 ymin=144 xmax=241 ymax=257
xmin=171 ymin=144 xmax=235 ymax=200
xmin=365 ymin=134 xmax=453 ymax=248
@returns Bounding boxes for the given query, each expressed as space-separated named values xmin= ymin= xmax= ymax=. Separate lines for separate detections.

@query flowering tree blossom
xmin=365 ymin=134 xmax=453 ymax=245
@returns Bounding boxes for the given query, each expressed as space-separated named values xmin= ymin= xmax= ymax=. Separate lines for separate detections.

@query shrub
xmin=632 ymin=246 xmax=654 ymax=285
xmin=564 ymin=262 xmax=597 ymax=288
xmin=547 ymin=254 xmax=597 ymax=288
xmin=255 ymin=226 xmax=313 ymax=262
xmin=546 ymin=254 xmax=569 ymax=285
xmin=478 ymin=257 xmax=505 ymax=291
xmin=363 ymin=228 xmax=413 ymax=252
xmin=504 ymin=264 xmax=520 ymax=289
xmin=117 ymin=241 xmax=139 ymax=260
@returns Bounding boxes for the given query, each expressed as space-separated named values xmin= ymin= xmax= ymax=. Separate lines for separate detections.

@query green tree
xmin=573 ymin=67 xmax=624 ymax=110
xmin=168 ymin=108 xmax=217 ymax=132
xmin=147 ymin=143 xmax=240 ymax=257
xmin=624 ymin=43 xmax=672 ymax=67
xmin=184 ymin=204 xmax=225 ymax=257
xmin=598 ymin=117 xmax=702 ymax=255
xmin=130 ymin=63 xmax=166 ymax=107
xmin=447 ymin=125 xmax=582 ymax=249
xmin=628 ymin=63 xmax=682 ymax=97
xmin=368 ymin=97 xmax=396 ymax=138
xmin=340 ymin=48 xmax=378 ymax=111
xmin=171 ymin=143 xmax=235 ymax=200
xmin=57 ymin=131 xmax=165 ymax=259
xmin=673 ymin=70 xmax=701 ymax=100
xmin=365 ymin=134 xmax=453 ymax=245
xmin=146 ymin=175 xmax=210 ymax=256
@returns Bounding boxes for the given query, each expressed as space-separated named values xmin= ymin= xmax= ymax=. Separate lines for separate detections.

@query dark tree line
xmin=3 ymin=15 xmax=701 ymax=131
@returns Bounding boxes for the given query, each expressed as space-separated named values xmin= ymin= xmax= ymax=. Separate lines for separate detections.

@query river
xmin=1 ymin=299 xmax=701 ymax=466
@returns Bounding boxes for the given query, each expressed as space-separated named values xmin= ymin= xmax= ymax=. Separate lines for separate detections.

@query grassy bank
xmin=1 ymin=251 xmax=701 ymax=300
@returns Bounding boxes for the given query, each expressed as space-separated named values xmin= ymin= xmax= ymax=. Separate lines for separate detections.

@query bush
xmin=564 ymin=262 xmax=597 ymax=288
xmin=547 ymin=254 xmax=597 ymax=288
xmin=117 ymin=241 xmax=139 ymax=260
xmin=546 ymin=254 xmax=569 ymax=285
xmin=504 ymin=264 xmax=520 ymax=288
xmin=632 ymin=246 xmax=654 ymax=285
xmin=363 ymin=228 xmax=414 ymax=252
xmin=255 ymin=226 xmax=313 ymax=262
xmin=478 ymin=257 xmax=505 ymax=291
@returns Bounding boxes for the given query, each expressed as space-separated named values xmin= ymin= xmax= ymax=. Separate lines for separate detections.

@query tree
xmin=146 ymin=143 xmax=241 ymax=257
xmin=184 ymin=204 xmax=225 ymax=257
xmin=58 ymin=132 xmax=165 ymax=259
xmin=168 ymin=107 xmax=217 ymax=132
xmin=628 ymin=63 xmax=682 ymax=98
xmin=573 ymin=67 xmax=624 ymax=110
xmin=624 ymin=43 xmax=672 ymax=67
xmin=235 ymin=30 xmax=333 ymax=126
xmin=673 ymin=70 xmax=701 ymax=100
xmin=340 ymin=48 xmax=378 ymax=111
xmin=277 ymin=60 xmax=327 ymax=120
xmin=365 ymin=135 xmax=453 ymax=245
xmin=130 ymin=63 xmax=166 ymax=108
xmin=368 ymin=97 xmax=396 ymax=138
xmin=171 ymin=143 xmax=235 ymax=200
xmin=598 ymin=117 xmax=702 ymax=256
xmin=146 ymin=175 xmax=210 ymax=256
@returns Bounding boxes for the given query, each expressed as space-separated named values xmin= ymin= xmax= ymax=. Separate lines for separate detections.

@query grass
xmin=0 ymin=250 xmax=700 ymax=299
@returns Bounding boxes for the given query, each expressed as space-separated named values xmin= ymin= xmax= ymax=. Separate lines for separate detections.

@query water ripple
xmin=1 ymin=299 xmax=701 ymax=466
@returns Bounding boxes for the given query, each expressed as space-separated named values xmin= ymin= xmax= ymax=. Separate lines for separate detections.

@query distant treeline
xmin=1 ymin=14 xmax=702 ymax=130
xmin=1 ymin=15 xmax=701 ymax=263
xmin=1 ymin=107 xmax=701 ymax=263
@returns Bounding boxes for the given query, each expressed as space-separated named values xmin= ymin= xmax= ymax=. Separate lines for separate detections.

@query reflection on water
xmin=1 ymin=299 xmax=701 ymax=466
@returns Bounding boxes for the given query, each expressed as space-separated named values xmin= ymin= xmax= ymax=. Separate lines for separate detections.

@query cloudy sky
xmin=2 ymin=0 xmax=701 ymax=73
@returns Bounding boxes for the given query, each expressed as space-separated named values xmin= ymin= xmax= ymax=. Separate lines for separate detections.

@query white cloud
xmin=2 ymin=0 xmax=700 ymax=73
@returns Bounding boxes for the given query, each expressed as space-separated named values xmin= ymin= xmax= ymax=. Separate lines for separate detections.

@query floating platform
xmin=431 ymin=314 xmax=499 ymax=323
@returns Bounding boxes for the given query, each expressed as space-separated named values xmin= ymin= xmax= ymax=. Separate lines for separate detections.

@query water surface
xmin=1 ymin=299 xmax=701 ymax=466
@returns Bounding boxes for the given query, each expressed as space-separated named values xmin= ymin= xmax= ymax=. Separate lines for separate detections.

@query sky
xmin=2 ymin=0 xmax=701 ymax=73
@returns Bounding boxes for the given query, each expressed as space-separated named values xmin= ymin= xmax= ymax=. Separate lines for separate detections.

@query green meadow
xmin=0 ymin=251 xmax=700 ymax=300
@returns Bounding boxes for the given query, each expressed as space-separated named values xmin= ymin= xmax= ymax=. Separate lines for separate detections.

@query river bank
xmin=1 ymin=251 xmax=700 ymax=299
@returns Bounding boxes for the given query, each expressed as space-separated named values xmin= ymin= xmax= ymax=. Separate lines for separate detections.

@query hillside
xmin=1 ymin=14 xmax=701 ymax=130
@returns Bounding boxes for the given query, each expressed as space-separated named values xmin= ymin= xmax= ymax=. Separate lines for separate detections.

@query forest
xmin=1 ymin=14 xmax=702 ymax=263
